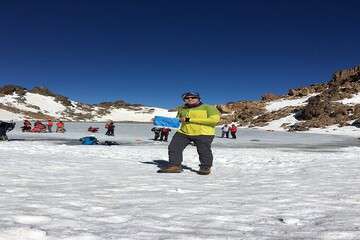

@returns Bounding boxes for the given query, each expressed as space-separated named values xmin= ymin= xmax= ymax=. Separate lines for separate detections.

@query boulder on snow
xmin=351 ymin=119 xmax=360 ymax=128
xmin=288 ymin=87 xmax=311 ymax=97
xmin=288 ymin=124 xmax=309 ymax=132
xmin=261 ymin=93 xmax=282 ymax=101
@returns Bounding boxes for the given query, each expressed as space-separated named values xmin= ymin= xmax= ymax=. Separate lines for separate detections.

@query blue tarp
xmin=154 ymin=116 xmax=180 ymax=128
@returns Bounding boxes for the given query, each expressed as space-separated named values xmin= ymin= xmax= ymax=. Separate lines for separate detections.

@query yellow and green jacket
xmin=176 ymin=103 xmax=220 ymax=136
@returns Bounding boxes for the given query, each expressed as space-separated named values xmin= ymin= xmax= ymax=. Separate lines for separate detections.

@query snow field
xmin=0 ymin=123 xmax=360 ymax=239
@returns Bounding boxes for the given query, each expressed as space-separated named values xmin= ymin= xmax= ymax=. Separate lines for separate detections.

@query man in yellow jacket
xmin=158 ymin=91 xmax=220 ymax=175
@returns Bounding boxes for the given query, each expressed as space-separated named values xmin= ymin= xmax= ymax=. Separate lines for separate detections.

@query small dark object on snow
xmin=288 ymin=124 xmax=309 ymax=132
xmin=351 ymin=119 xmax=360 ymax=128
xmin=103 ymin=141 xmax=119 ymax=146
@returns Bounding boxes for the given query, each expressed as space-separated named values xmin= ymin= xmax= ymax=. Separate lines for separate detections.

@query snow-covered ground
xmin=265 ymin=94 xmax=317 ymax=112
xmin=0 ymin=93 xmax=66 ymax=118
xmin=0 ymin=109 xmax=24 ymax=121
xmin=251 ymin=116 xmax=360 ymax=137
xmin=1 ymin=123 xmax=360 ymax=240
xmin=336 ymin=93 xmax=360 ymax=105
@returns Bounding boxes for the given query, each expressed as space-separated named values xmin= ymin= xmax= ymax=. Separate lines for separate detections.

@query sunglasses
xmin=184 ymin=97 xmax=198 ymax=100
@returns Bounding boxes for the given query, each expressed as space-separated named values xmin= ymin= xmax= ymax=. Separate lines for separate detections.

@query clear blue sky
xmin=0 ymin=0 xmax=359 ymax=108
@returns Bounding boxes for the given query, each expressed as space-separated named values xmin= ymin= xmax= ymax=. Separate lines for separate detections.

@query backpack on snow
xmin=80 ymin=136 xmax=99 ymax=145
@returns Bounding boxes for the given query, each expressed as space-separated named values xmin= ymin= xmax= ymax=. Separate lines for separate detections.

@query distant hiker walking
xmin=56 ymin=121 xmax=65 ymax=133
xmin=230 ymin=124 xmax=238 ymax=139
xmin=47 ymin=119 xmax=53 ymax=132
xmin=160 ymin=127 xmax=171 ymax=141
xmin=105 ymin=120 xmax=115 ymax=136
xmin=151 ymin=127 xmax=162 ymax=140
xmin=158 ymin=91 xmax=220 ymax=175
xmin=221 ymin=124 xmax=230 ymax=138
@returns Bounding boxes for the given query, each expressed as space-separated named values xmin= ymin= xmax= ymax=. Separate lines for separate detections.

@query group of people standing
xmin=22 ymin=119 xmax=65 ymax=133
xmin=221 ymin=124 xmax=238 ymax=139
xmin=151 ymin=127 xmax=171 ymax=141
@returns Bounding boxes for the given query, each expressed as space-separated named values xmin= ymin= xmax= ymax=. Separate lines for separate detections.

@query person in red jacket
xmin=160 ymin=127 xmax=171 ymax=142
xmin=22 ymin=119 xmax=32 ymax=132
xmin=56 ymin=121 xmax=65 ymax=133
xmin=105 ymin=120 xmax=115 ymax=136
xmin=47 ymin=119 xmax=53 ymax=132
xmin=229 ymin=124 xmax=238 ymax=139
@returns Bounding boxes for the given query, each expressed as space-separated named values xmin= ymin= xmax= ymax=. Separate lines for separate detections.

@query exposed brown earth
xmin=219 ymin=64 xmax=360 ymax=131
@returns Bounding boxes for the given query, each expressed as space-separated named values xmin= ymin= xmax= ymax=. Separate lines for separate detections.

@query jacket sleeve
xmin=188 ymin=105 xmax=220 ymax=127
xmin=189 ymin=114 xmax=220 ymax=127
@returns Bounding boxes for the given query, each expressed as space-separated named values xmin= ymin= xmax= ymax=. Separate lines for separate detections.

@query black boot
xmin=197 ymin=166 xmax=211 ymax=175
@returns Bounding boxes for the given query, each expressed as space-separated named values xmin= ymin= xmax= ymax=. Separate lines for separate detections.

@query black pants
xmin=154 ymin=132 xmax=160 ymax=140
xmin=231 ymin=132 xmax=236 ymax=139
xmin=106 ymin=129 xmax=114 ymax=136
xmin=0 ymin=128 xmax=7 ymax=140
xmin=168 ymin=132 xmax=214 ymax=168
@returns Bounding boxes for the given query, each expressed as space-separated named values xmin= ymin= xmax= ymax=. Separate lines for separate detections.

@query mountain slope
xmin=218 ymin=64 xmax=360 ymax=132
xmin=0 ymin=86 xmax=176 ymax=122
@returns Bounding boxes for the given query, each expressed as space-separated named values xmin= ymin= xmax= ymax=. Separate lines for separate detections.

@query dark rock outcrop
xmin=352 ymin=119 xmax=360 ymax=128
xmin=261 ymin=93 xmax=282 ymax=101
xmin=0 ymin=85 xmax=27 ymax=96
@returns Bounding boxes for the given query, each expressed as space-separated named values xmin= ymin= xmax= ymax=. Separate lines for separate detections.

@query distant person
xmin=230 ymin=124 xmax=238 ymax=139
xmin=158 ymin=91 xmax=220 ymax=175
xmin=56 ymin=121 xmax=65 ymax=133
xmin=32 ymin=120 xmax=47 ymax=133
xmin=22 ymin=119 xmax=32 ymax=132
xmin=160 ymin=127 xmax=171 ymax=142
xmin=0 ymin=121 xmax=15 ymax=141
xmin=47 ymin=119 xmax=53 ymax=132
xmin=88 ymin=126 xmax=99 ymax=133
xmin=105 ymin=120 xmax=115 ymax=136
xmin=151 ymin=127 xmax=162 ymax=140
xmin=221 ymin=124 xmax=230 ymax=138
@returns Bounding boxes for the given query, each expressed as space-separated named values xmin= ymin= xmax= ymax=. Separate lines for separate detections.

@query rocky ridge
xmin=218 ymin=64 xmax=360 ymax=131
